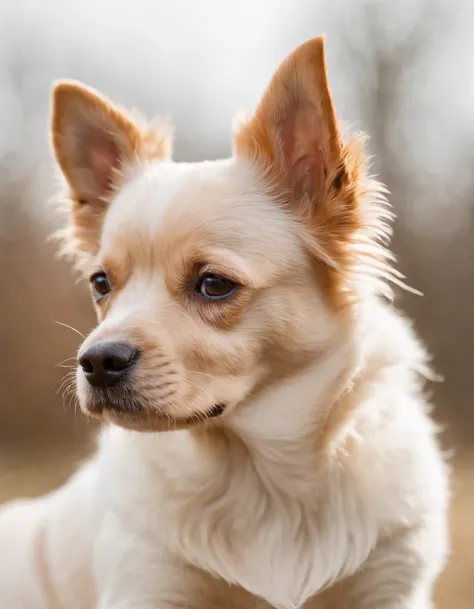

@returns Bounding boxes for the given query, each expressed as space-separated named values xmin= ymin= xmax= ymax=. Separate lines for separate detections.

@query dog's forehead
xmin=104 ymin=160 xmax=207 ymax=234
xmin=101 ymin=158 xmax=300 ymax=263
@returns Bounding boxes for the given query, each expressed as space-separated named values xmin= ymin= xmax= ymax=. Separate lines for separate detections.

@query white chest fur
xmin=166 ymin=447 xmax=377 ymax=609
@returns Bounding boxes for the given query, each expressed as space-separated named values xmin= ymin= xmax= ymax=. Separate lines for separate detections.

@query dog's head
xmin=51 ymin=37 xmax=393 ymax=432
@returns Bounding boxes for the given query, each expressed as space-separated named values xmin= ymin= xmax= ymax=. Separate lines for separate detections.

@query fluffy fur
xmin=0 ymin=37 xmax=449 ymax=609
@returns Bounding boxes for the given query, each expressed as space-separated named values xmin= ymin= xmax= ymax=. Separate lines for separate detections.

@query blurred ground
xmin=0 ymin=0 xmax=473 ymax=606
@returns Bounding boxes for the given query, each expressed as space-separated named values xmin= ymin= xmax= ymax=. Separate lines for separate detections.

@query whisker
xmin=54 ymin=320 xmax=86 ymax=339
xmin=57 ymin=370 xmax=79 ymax=413
xmin=173 ymin=399 xmax=209 ymax=426
xmin=58 ymin=375 xmax=75 ymax=396
xmin=187 ymin=369 xmax=221 ymax=382
xmin=56 ymin=356 xmax=78 ymax=367
xmin=181 ymin=379 xmax=217 ymax=411
xmin=55 ymin=370 xmax=76 ymax=392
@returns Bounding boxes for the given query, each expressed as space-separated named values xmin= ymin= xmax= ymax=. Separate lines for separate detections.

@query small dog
xmin=0 ymin=37 xmax=449 ymax=609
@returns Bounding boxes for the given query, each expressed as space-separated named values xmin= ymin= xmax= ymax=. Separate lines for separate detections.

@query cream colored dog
xmin=0 ymin=38 xmax=449 ymax=609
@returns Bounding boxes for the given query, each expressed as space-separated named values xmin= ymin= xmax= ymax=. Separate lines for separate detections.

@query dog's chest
xmin=157 ymin=454 xmax=377 ymax=609
xmin=103 ymin=430 xmax=378 ymax=609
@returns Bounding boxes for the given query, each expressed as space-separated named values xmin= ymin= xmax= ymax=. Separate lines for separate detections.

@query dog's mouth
xmin=83 ymin=397 xmax=228 ymax=432
xmin=205 ymin=403 xmax=227 ymax=418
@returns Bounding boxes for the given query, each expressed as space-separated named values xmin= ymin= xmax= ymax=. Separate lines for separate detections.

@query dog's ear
xmin=51 ymin=81 xmax=172 ymax=269
xmin=234 ymin=37 xmax=363 ymax=269
xmin=235 ymin=38 xmax=395 ymax=306
xmin=51 ymin=81 xmax=142 ymax=205
xmin=235 ymin=37 xmax=346 ymax=196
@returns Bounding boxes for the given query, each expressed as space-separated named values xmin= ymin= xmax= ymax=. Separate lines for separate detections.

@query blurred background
xmin=0 ymin=0 xmax=473 ymax=605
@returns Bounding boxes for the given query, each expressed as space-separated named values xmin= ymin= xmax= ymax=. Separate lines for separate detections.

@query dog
xmin=0 ymin=37 xmax=449 ymax=609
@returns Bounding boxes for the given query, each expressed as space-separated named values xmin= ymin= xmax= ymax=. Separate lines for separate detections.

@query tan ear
xmin=51 ymin=81 xmax=172 ymax=269
xmin=51 ymin=81 xmax=144 ymax=203
xmin=234 ymin=36 xmax=351 ymax=219
xmin=235 ymin=39 xmax=397 ymax=307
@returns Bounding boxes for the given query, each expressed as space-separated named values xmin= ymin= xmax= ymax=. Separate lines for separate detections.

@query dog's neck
xmin=217 ymin=333 xmax=360 ymax=496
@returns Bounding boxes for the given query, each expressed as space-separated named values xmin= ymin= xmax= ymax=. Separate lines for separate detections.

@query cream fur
xmin=0 ymin=38 xmax=449 ymax=609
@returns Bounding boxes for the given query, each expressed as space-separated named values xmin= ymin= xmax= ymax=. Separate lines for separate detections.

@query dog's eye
xmin=90 ymin=272 xmax=110 ymax=300
xmin=196 ymin=273 xmax=237 ymax=300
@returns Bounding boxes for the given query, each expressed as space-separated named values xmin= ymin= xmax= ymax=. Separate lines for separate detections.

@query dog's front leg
xmin=96 ymin=549 xmax=200 ymax=609
xmin=94 ymin=517 xmax=199 ymax=609
xmin=94 ymin=513 xmax=257 ymax=609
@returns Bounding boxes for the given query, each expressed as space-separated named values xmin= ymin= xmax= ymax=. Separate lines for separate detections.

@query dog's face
xmin=51 ymin=38 xmax=389 ymax=432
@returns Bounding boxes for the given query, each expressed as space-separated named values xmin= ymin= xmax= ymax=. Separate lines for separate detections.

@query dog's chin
xmin=101 ymin=409 xmax=191 ymax=433
xmin=80 ymin=399 xmax=228 ymax=433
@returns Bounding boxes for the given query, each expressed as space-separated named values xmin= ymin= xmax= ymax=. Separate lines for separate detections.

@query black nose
xmin=78 ymin=342 xmax=138 ymax=388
